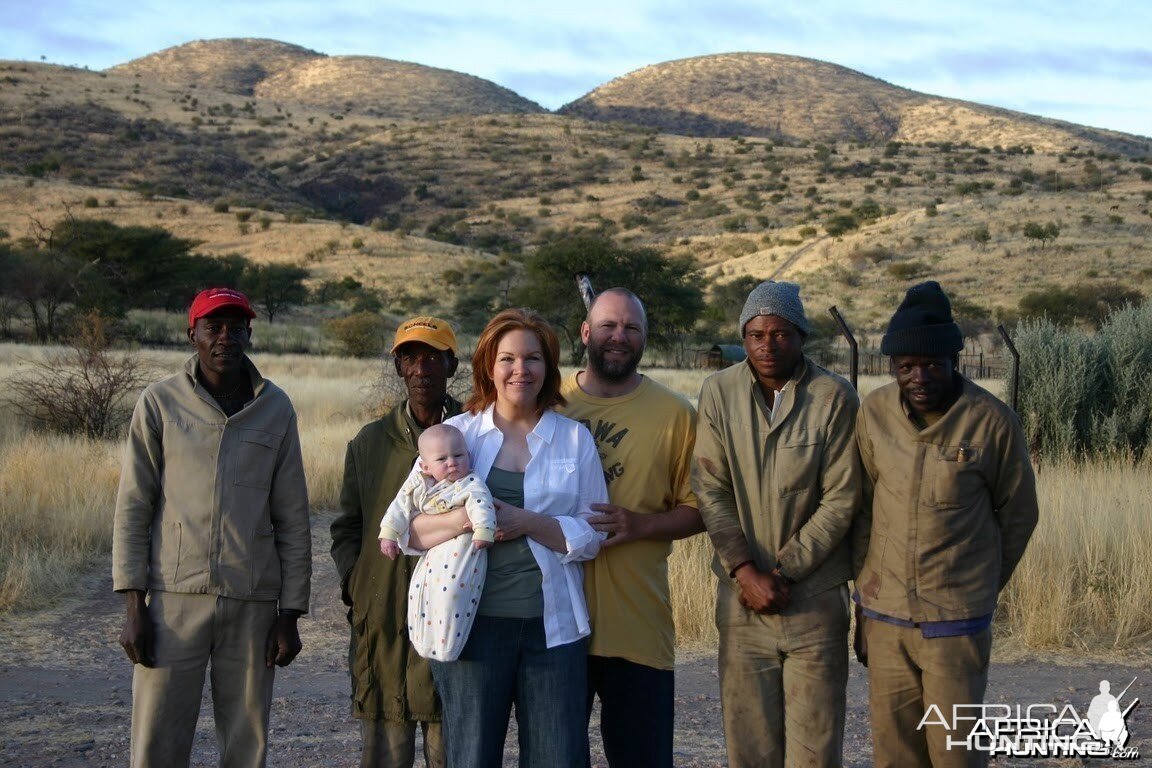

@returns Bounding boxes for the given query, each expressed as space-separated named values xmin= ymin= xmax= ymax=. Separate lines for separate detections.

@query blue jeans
xmin=430 ymin=615 xmax=589 ymax=768
xmin=587 ymin=655 xmax=674 ymax=768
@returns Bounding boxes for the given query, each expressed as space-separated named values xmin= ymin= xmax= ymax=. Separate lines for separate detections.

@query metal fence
xmin=809 ymin=348 xmax=1010 ymax=380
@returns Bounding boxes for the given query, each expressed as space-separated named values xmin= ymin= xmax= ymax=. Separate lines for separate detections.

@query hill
xmin=110 ymin=38 xmax=543 ymax=119
xmin=108 ymin=38 xmax=323 ymax=95
xmin=560 ymin=53 xmax=1149 ymax=157
xmin=1 ymin=40 xmax=1150 ymax=336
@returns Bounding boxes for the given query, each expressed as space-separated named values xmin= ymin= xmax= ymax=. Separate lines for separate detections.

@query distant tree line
xmin=0 ymin=217 xmax=309 ymax=341
xmin=445 ymin=234 xmax=708 ymax=365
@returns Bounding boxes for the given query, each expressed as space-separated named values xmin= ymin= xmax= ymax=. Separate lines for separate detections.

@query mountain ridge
xmin=103 ymin=40 xmax=1150 ymax=153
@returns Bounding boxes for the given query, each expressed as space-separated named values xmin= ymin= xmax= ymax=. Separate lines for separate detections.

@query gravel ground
xmin=2 ymin=513 xmax=1148 ymax=767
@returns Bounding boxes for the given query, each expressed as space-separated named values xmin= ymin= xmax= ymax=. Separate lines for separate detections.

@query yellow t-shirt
xmin=559 ymin=372 xmax=698 ymax=670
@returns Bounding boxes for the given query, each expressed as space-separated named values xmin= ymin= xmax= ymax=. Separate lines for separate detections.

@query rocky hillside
xmin=560 ymin=53 xmax=1149 ymax=156
xmin=254 ymin=56 xmax=543 ymax=119
xmin=2 ymin=40 xmax=1150 ymax=329
xmin=110 ymin=38 xmax=543 ymax=119
xmin=108 ymin=38 xmax=323 ymax=95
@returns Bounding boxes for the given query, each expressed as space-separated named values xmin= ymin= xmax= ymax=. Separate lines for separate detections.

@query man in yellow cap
xmin=331 ymin=316 xmax=461 ymax=768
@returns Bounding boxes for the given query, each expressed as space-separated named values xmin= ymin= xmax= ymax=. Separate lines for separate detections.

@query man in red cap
xmin=113 ymin=286 xmax=312 ymax=767
xmin=330 ymin=315 xmax=461 ymax=768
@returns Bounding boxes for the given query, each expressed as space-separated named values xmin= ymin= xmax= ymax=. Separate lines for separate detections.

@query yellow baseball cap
xmin=391 ymin=316 xmax=458 ymax=355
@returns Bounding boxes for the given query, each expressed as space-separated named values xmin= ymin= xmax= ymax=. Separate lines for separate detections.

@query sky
xmin=3 ymin=0 xmax=1150 ymax=137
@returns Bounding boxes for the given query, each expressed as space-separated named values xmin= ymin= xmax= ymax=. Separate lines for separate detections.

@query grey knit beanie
xmin=880 ymin=281 xmax=964 ymax=356
xmin=739 ymin=280 xmax=810 ymax=336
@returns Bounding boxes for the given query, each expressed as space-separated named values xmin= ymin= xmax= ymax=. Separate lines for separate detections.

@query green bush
xmin=824 ymin=214 xmax=858 ymax=237
xmin=324 ymin=312 xmax=390 ymax=358
xmin=1018 ymin=282 xmax=1142 ymax=328
xmin=1012 ymin=318 xmax=1103 ymax=457
xmin=1013 ymin=301 xmax=1152 ymax=459
xmin=886 ymin=261 xmax=928 ymax=281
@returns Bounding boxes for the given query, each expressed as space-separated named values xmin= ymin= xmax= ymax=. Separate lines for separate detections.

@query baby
xmin=379 ymin=423 xmax=496 ymax=559
xmin=377 ymin=423 xmax=496 ymax=661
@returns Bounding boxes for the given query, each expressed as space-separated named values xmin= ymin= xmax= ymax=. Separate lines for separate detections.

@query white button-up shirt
xmin=403 ymin=406 xmax=607 ymax=648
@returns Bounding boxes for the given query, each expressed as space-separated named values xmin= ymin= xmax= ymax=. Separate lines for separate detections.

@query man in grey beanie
xmin=692 ymin=280 xmax=860 ymax=767
xmin=853 ymin=281 xmax=1038 ymax=768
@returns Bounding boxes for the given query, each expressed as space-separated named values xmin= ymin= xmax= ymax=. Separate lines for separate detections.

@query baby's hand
xmin=473 ymin=539 xmax=492 ymax=550
xmin=379 ymin=539 xmax=401 ymax=560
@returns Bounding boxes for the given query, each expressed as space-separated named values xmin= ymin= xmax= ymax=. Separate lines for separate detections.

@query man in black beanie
xmin=852 ymin=281 xmax=1039 ymax=768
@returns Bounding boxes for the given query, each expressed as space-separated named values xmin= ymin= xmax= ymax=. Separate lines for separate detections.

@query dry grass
xmin=999 ymin=459 xmax=1152 ymax=650
xmin=671 ymin=456 xmax=1152 ymax=652
xmin=0 ymin=429 xmax=122 ymax=611
xmin=0 ymin=344 xmax=381 ymax=611
xmin=1 ymin=344 xmax=1147 ymax=653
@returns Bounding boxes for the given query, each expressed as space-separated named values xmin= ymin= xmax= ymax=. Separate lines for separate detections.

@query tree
xmin=452 ymin=259 xmax=521 ymax=334
xmin=705 ymin=275 xmax=763 ymax=330
xmin=49 ymin=218 xmax=207 ymax=314
xmin=508 ymin=236 xmax=704 ymax=363
xmin=1023 ymin=221 xmax=1059 ymax=249
xmin=0 ymin=242 xmax=81 ymax=341
xmin=6 ymin=218 xmax=249 ymax=328
xmin=824 ymin=214 xmax=858 ymax=237
xmin=241 ymin=263 xmax=309 ymax=323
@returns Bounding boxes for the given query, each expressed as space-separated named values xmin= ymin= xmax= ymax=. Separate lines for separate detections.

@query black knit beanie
xmin=880 ymin=281 xmax=963 ymax=356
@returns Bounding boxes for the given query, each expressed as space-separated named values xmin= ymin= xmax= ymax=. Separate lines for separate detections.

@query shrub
xmin=886 ymin=261 xmax=929 ymax=281
xmin=1013 ymin=301 xmax=1152 ymax=459
xmin=4 ymin=313 xmax=153 ymax=439
xmin=851 ymin=245 xmax=894 ymax=264
xmin=824 ymin=214 xmax=858 ymax=237
xmin=851 ymin=198 xmax=882 ymax=223
xmin=1018 ymin=282 xmax=1142 ymax=329
xmin=324 ymin=312 xmax=390 ymax=358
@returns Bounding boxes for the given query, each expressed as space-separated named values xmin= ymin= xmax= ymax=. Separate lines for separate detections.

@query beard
xmin=587 ymin=339 xmax=643 ymax=382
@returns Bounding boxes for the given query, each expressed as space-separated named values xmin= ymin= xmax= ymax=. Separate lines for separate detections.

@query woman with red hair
xmin=405 ymin=307 xmax=607 ymax=768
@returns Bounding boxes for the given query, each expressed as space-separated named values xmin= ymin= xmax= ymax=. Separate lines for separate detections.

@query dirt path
xmin=1 ymin=514 xmax=1148 ymax=767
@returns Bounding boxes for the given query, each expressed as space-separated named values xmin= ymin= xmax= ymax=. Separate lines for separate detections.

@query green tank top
xmin=479 ymin=466 xmax=543 ymax=618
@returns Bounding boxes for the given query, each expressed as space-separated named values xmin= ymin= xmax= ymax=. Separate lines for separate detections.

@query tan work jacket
xmin=853 ymin=377 xmax=1038 ymax=622
xmin=112 ymin=356 xmax=312 ymax=613
xmin=693 ymin=358 xmax=860 ymax=600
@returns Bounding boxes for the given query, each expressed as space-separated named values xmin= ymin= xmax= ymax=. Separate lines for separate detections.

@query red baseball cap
xmin=188 ymin=287 xmax=257 ymax=328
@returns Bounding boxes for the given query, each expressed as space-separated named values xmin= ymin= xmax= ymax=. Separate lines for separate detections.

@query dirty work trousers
xmin=129 ymin=591 xmax=277 ymax=768
xmin=359 ymin=718 xmax=445 ymax=768
xmin=716 ymin=583 xmax=849 ymax=768
xmin=864 ymin=618 xmax=991 ymax=768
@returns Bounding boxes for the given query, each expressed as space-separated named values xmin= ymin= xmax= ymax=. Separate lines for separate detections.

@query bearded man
xmin=559 ymin=288 xmax=703 ymax=768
